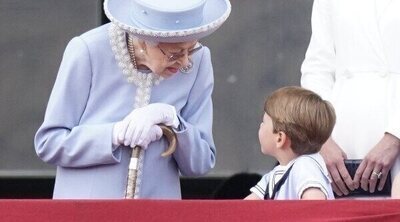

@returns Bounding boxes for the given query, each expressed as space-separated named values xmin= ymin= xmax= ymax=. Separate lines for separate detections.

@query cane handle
xmin=159 ymin=124 xmax=177 ymax=157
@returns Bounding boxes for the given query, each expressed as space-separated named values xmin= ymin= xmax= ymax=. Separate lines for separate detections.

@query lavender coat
xmin=34 ymin=23 xmax=216 ymax=199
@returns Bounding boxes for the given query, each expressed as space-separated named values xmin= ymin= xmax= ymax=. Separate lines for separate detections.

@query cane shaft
xmin=125 ymin=125 xmax=177 ymax=198
xmin=125 ymin=146 xmax=141 ymax=198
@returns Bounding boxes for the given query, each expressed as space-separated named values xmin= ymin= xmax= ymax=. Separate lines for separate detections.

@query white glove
xmin=118 ymin=103 xmax=179 ymax=147
xmin=137 ymin=124 xmax=163 ymax=149
xmin=113 ymin=121 xmax=163 ymax=149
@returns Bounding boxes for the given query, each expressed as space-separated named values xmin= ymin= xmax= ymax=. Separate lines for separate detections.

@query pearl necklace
xmin=108 ymin=23 xmax=164 ymax=198
xmin=108 ymin=23 xmax=163 ymax=87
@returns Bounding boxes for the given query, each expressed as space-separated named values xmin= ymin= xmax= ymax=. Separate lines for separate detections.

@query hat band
xmin=131 ymin=0 xmax=206 ymax=30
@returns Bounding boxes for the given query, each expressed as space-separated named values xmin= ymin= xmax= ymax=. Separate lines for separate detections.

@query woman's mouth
xmin=167 ymin=67 xmax=178 ymax=73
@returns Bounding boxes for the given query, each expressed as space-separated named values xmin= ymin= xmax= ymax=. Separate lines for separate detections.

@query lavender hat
xmin=104 ymin=0 xmax=231 ymax=43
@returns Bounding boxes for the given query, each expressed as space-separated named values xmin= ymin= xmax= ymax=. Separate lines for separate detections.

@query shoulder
xmin=255 ymin=171 xmax=272 ymax=188
xmin=293 ymin=153 xmax=327 ymax=169
xmin=187 ymin=45 xmax=213 ymax=81
xmin=200 ymin=46 xmax=211 ymax=58
xmin=193 ymin=45 xmax=211 ymax=66
xmin=291 ymin=153 xmax=330 ymax=180
xmin=79 ymin=23 xmax=111 ymax=45
xmin=289 ymin=154 xmax=333 ymax=199
xmin=63 ymin=24 xmax=113 ymax=61
xmin=64 ymin=24 xmax=111 ymax=55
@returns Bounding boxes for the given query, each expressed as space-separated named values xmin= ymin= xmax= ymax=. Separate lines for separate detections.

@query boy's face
xmin=258 ymin=112 xmax=277 ymax=156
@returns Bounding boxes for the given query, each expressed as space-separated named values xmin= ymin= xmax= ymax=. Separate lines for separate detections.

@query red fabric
xmin=0 ymin=200 xmax=400 ymax=222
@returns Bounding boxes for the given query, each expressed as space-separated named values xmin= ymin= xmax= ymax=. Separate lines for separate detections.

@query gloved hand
xmin=113 ymin=121 xmax=163 ymax=149
xmin=117 ymin=103 xmax=179 ymax=147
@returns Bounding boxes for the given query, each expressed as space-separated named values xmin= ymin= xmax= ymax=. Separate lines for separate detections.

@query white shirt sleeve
xmin=291 ymin=155 xmax=332 ymax=199
xmin=250 ymin=173 xmax=270 ymax=199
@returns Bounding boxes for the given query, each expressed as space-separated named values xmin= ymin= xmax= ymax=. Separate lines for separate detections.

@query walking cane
xmin=125 ymin=124 xmax=177 ymax=198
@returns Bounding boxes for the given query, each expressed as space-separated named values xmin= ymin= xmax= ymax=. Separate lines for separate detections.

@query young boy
xmin=245 ymin=86 xmax=336 ymax=200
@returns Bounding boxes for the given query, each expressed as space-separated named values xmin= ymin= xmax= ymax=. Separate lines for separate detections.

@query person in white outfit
xmin=301 ymin=0 xmax=400 ymax=197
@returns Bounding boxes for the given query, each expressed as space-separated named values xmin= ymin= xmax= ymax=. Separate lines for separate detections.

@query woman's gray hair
xmin=128 ymin=34 xmax=159 ymax=46
xmin=145 ymin=40 xmax=159 ymax=46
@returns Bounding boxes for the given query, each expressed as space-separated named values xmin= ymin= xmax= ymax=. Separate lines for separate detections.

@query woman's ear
xmin=138 ymin=40 xmax=147 ymax=54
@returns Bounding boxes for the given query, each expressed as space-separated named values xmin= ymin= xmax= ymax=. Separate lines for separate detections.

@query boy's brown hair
xmin=264 ymin=86 xmax=336 ymax=155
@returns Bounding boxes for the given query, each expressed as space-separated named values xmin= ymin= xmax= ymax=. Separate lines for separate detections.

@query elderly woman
xmin=34 ymin=0 xmax=231 ymax=199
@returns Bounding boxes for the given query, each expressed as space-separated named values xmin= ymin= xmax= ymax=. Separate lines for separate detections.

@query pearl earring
xmin=179 ymin=59 xmax=194 ymax=74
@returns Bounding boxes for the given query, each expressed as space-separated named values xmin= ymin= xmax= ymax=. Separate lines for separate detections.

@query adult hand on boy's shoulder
xmin=320 ymin=138 xmax=354 ymax=196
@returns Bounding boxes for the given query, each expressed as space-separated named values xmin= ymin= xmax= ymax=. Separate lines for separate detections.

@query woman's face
xmin=144 ymin=40 xmax=199 ymax=78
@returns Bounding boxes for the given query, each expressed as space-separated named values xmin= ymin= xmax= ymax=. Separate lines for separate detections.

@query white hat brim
xmin=104 ymin=0 xmax=231 ymax=43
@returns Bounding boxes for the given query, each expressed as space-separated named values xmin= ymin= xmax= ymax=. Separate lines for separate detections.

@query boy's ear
xmin=276 ymin=131 xmax=289 ymax=149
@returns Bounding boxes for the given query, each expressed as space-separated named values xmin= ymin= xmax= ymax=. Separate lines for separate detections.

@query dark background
xmin=0 ymin=0 xmax=312 ymax=198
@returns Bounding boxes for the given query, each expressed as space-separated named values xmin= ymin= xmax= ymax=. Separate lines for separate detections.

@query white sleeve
xmin=291 ymin=157 xmax=331 ymax=199
xmin=171 ymin=47 xmax=216 ymax=176
xmin=34 ymin=37 xmax=121 ymax=168
xmin=250 ymin=173 xmax=270 ymax=199
xmin=301 ymin=0 xmax=336 ymax=101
